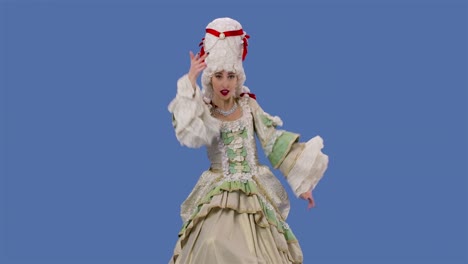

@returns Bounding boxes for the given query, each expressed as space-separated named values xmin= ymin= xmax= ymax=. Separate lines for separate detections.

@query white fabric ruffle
xmin=168 ymin=75 xmax=220 ymax=148
xmin=286 ymin=136 xmax=329 ymax=197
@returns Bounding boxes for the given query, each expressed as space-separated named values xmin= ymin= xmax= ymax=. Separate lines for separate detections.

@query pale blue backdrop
xmin=1 ymin=0 xmax=467 ymax=263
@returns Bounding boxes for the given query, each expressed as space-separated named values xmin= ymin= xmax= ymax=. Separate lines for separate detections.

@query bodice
xmin=172 ymin=75 xmax=328 ymax=223
xmin=206 ymin=97 xmax=259 ymax=182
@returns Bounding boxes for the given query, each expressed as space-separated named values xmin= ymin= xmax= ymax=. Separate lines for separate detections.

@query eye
xmin=228 ymin=74 xmax=236 ymax=79
xmin=214 ymin=74 xmax=222 ymax=79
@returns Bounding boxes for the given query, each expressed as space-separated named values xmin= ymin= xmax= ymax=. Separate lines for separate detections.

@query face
xmin=211 ymin=70 xmax=238 ymax=101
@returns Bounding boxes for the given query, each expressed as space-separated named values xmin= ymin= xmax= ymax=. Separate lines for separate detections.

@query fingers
xmin=190 ymin=52 xmax=208 ymax=71
xmin=200 ymin=52 xmax=209 ymax=60
xmin=189 ymin=51 xmax=209 ymax=62
xmin=299 ymin=191 xmax=315 ymax=210
xmin=193 ymin=57 xmax=207 ymax=70
xmin=187 ymin=51 xmax=209 ymax=83
xmin=300 ymin=191 xmax=311 ymax=200
xmin=307 ymin=197 xmax=315 ymax=210
xmin=189 ymin=51 xmax=200 ymax=62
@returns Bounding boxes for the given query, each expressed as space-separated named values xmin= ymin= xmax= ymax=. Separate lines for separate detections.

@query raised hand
xmin=188 ymin=51 xmax=208 ymax=89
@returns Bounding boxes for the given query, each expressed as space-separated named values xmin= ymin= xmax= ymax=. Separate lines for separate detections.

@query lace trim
xmin=186 ymin=173 xmax=224 ymax=220
xmin=218 ymin=97 xmax=257 ymax=182
xmin=257 ymin=189 xmax=290 ymax=231
xmin=258 ymin=194 xmax=274 ymax=211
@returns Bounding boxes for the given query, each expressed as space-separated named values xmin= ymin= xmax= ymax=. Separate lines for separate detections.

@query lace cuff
xmin=168 ymin=75 xmax=220 ymax=148
xmin=279 ymin=136 xmax=329 ymax=197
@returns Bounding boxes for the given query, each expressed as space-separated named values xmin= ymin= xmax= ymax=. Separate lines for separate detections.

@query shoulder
xmin=239 ymin=94 xmax=259 ymax=111
xmin=238 ymin=86 xmax=259 ymax=107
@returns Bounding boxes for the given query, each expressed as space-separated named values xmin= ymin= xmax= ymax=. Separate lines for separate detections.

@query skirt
xmin=169 ymin=181 xmax=303 ymax=264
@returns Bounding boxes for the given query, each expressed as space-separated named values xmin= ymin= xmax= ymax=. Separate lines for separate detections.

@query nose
xmin=221 ymin=76 xmax=229 ymax=86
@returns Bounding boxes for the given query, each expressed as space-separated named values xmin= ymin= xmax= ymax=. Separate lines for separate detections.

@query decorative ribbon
xmin=240 ymin=92 xmax=256 ymax=100
xmin=199 ymin=28 xmax=250 ymax=61
xmin=199 ymin=38 xmax=206 ymax=58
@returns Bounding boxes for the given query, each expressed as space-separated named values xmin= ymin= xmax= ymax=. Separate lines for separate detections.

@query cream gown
xmin=168 ymin=75 xmax=329 ymax=264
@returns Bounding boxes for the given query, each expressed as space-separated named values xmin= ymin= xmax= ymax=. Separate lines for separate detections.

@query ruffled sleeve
xmin=168 ymin=74 xmax=220 ymax=148
xmin=249 ymin=98 xmax=329 ymax=197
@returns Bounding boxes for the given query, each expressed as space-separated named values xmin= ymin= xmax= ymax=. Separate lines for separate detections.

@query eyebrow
xmin=214 ymin=71 xmax=236 ymax=75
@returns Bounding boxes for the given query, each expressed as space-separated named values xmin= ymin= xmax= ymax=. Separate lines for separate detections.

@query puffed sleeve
xmin=249 ymin=98 xmax=329 ymax=197
xmin=168 ymin=74 xmax=220 ymax=148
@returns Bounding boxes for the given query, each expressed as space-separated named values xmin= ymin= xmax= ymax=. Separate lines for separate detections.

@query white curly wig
xmin=199 ymin=17 xmax=249 ymax=101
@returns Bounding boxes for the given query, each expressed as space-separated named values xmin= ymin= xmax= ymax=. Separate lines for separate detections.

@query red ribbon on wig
xmin=199 ymin=28 xmax=250 ymax=61
xmin=240 ymin=92 xmax=256 ymax=100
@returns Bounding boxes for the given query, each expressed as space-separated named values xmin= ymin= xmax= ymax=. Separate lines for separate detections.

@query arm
xmin=168 ymin=52 xmax=219 ymax=148
xmin=249 ymin=98 xmax=329 ymax=207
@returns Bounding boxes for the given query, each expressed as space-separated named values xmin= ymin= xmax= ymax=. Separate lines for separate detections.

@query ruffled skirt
xmin=169 ymin=181 xmax=303 ymax=264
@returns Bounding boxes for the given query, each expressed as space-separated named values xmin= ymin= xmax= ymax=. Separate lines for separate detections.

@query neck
xmin=212 ymin=97 xmax=236 ymax=111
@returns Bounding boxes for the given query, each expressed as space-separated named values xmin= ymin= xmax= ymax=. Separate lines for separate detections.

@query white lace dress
xmin=168 ymin=75 xmax=329 ymax=264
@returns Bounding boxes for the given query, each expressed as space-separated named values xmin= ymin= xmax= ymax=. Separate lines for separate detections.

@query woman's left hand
xmin=300 ymin=190 xmax=315 ymax=210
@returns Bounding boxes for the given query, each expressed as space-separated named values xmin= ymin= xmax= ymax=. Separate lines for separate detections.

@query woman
xmin=168 ymin=17 xmax=329 ymax=264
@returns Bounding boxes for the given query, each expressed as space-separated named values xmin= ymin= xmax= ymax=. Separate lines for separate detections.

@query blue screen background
xmin=1 ymin=0 xmax=467 ymax=263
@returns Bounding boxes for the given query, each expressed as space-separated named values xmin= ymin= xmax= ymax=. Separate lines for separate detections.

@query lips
xmin=220 ymin=89 xmax=229 ymax=96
